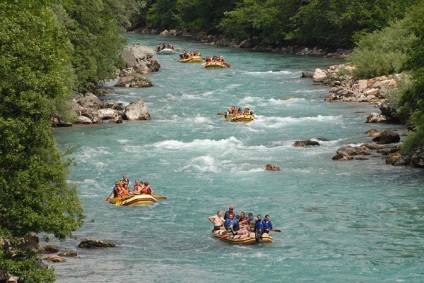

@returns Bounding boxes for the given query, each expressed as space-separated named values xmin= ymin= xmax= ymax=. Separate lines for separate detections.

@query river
xmin=51 ymin=33 xmax=424 ymax=282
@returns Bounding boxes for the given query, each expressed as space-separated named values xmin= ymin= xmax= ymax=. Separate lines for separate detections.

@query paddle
xmin=220 ymin=234 xmax=230 ymax=241
xmin=270 ymin=229 xmax=281 ymax=232
xmin=217 ymin=112 xmax=226 ymax=116
xmin=152 ymin=194 xmax=167 ymax=200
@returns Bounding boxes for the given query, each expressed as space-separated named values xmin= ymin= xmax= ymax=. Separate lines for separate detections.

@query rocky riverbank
xmin=135 ymin=28 xmax=351 ymax=58
xmin=304 ymin=64 xmax=424 ymax=168
xmin=52 ymin=43 xmax=159 ymax=126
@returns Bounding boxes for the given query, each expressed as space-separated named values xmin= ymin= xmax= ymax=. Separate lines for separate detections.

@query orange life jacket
xmin=141 ymin=186 xmax=149 ymax=194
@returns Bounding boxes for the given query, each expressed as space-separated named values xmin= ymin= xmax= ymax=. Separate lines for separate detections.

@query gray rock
xmin=313 ymin=68 xmax=327 ymax=82
xmin=74 ymin=115 xmax=93 ymax=124
xmin=124 ymin=100 xmax=151 ymax=120
xmin=366 ymin=113 xmax=387 ymax=123
xmin=58 ymin=249 xmax=78 ymax=257
xmin=121 ymin=43 xmax=160 ymax=74
xmin=372 ymin=129 xmax=400 ymax=144
xmin=38 ymin=244 xmax=60 ymax=254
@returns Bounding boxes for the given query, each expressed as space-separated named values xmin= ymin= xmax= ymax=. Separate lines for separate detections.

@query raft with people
xmin=202 ymin=61 xmax=231 ymax=68
xmin=106 ymin=174 xmax=166 ymax=206
xmin=107 ymin=193 xmax=158 ymax=206
xmin=211 ymin=229 xmax=273 ymax=245
xmin=218 ymin=106 xmax=256 ymax=122
xmin=208 ymin=207 xmax=278 ymax=245
xmin=178 ymin=51 xmax=203 ymax=63
xmin=156 ymin=43 xmax=176 ymax=54
xmin=202 ymin=55 xmax=230 ymax=68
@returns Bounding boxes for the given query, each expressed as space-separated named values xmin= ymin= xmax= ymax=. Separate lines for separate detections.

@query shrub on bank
xmin=348 ymin=19 xmax=415 ymax=79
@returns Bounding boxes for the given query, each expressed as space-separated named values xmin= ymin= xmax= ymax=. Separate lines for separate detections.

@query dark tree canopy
xmin=0 ymin=0 xmax=138 ymax=280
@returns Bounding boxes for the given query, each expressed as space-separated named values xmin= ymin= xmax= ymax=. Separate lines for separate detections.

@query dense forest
xmin=139 ymin=0 xmax=416 ymax=48
xmin=1 ymin=0 xmax=423 ymax=281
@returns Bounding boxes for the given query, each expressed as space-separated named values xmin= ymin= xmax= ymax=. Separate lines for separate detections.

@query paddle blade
xmin=153 ymin=194 xmax=167 ymax=200
xmin=271 ymin=229 xmax=281 ymax=232
xmin=219 ymin=235 xmax=230 ymax=241
xmin=217 ymin=112 xmax=226 ymax=116
xmin=105 ymin=197 xmax=109 ymax=201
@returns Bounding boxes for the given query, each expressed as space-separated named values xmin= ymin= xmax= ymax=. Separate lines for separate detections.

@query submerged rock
xmin=78 ymin=239 xmax=116 ymax=249
xmin=293 ymin=140 xmax=320 ymax=147
xmin=58 ymin=249 xmax=78 ymax=257
xmin=43 ymin=255 xmax=66 ymax=263
xmin=265 ymin=164 xmax=281 ymax=171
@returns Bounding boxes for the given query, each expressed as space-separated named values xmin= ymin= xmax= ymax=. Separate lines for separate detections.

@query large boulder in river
xmin=372 ymin=129 xmax=400 ymax=144
xmin=313 ymin=68 xmax=327 ymax=82
xmin=293 ymin=140 xmax=320 ymax=147
xmin=114 ymin=73 xmax=153 ymax=88
xmin=124 ymin=100 xmax=151 ymax=120
xmin=76 ymin=93 xmax=103 ymax=110
xmin=121 ymin=43 xmax=160 ymax=74
xmin=332 ymin=145 xmax=371 ymax=160
xmin=366 ymin=112 xmax=387 ymax=123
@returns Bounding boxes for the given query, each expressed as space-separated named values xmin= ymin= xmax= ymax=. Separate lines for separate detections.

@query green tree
xmin=398 ymin=3 xmax=424 ymax=154
xmin=147 ymin=0 xmax=179 ymax=29
xmin=0 ymin=1 xmax=84 ymax=281
xmin=58 ymin=0 xmax=127 ymax=92
xmin=175 ymin=0 xmax=240 ymax=33
xmin=291 ymin=0 xmax=416 ymax=48
xmin=219 ymin=0 xmax=300 ymax=45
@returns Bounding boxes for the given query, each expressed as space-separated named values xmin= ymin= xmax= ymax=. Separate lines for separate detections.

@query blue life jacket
xmin=255 ymin=219 xmax=264 ymax=230
xmin=224 ymin=218 xmax=233 ymax=230
xmin=263 ymin=220 xmax=273 ymax=230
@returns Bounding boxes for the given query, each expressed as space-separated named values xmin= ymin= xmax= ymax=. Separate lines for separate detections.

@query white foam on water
xmin=123 ymin=145 xmax=143 ymax=153
xmin=181 ymin=155 xmax=220 ymax=173
xmin=268 ymin=97 xmax=307 ymax=105
xmin=244 ymin=70 xmax=294 ymax=75
xmin=292 ymin=89 xmax=327 ymax=93
xmin=152 ymin=136 xmax=243 ymax=150
xmin=252 ymin=115 xmax=343 ymax=129
xmin=191 ymin=115 xmax=213 ymax=124
xmin=117 ymin=139 xmax=130 ymax=144
xmin=77 ymin=146 xmax=112 ymax=161
xmin=224 ymin=83 xmax=242 ymax=89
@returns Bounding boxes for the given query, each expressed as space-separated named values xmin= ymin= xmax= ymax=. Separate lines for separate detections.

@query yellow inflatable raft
xmin=178 ymin=55 xmax=204 ymax=63
xmin=212 ymin=230 xmax=273 ymax=245
xmin=202 ymin=61 xmax=230 ymax=68
xmin=225 ymin=114 xmax=256 ymax=123
xmin=107 ymin=193 xmax=158 ymax=206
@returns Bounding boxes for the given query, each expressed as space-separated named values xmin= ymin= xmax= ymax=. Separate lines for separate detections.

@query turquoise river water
xmin=51 ymin=34 xmax=424 ymax=282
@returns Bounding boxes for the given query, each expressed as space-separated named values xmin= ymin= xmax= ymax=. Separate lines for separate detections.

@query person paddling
xmin=254 ymin=214 xmax=264 ymax=241
xmin=263 ymin=214 xmax=273 ymax=235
